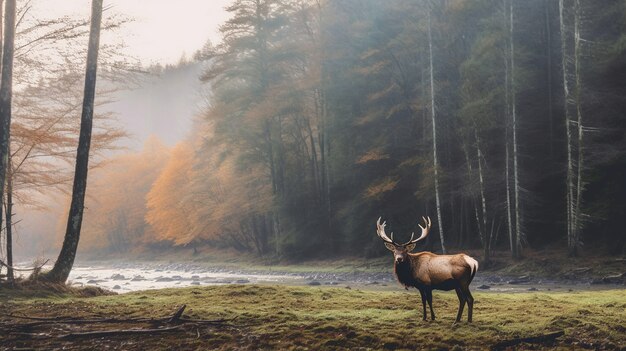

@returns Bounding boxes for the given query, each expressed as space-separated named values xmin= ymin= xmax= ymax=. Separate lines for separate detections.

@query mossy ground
xmin=1 ymin=284 xmax=625 ymax=350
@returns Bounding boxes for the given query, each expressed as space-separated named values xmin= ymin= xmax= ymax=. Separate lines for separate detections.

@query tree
xmin=505 ymin=0 xmax=523 ymax=258
xmin=458 ymin=0 xmax=508 ymax=263
xmin=146 ymin=142 xmax=194 ymax=245
xmin=0 ymin=0 xmax=16 ymax=282
xmin=58 ymin=136 xmax=169 ymax=253
xmin=43 ymin=0 xmax=103 ymax=283
xmin=426 ymin=3 xmax=446 ymax=254
xmin=559 ymin=0 xmax=586 ymax=256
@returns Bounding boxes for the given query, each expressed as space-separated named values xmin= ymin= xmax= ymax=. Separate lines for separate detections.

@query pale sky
xmin=31 ymin=0 xmax=233 ymax=65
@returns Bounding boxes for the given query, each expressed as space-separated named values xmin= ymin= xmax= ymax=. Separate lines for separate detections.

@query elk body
xmin=377 ymin=217 xmax=478 ymax=323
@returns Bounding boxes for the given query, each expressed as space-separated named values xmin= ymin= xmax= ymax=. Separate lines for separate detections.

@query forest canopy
xmin=67 ymin=0 xmax=626 ymax=261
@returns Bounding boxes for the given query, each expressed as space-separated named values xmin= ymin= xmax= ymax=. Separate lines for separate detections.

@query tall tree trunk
xmin=572 ymin=0 xmax=584 ymax=256
xmin=43 ymin=0 xmax=103 ymax=283
xmin=503 ymin=1 xmax=516 ymax=258
xmin=0 ymin=0 xmax=15 ymax=276
xmin=4 ymin=150 xmax=12 ymax=281
xmin=475 ymin=129 xmax=490 ymax=263
xmin=510 ymin=0 xmax=523 ymax=256
xmin=427 ymin=6 xmax=446 ymax=254
xmin=559 ymin=0 xmax=576 ymax=254
xmin=545 ymin=0 xmax=555 ymax=157
xmin=0 ymin=0 xmax=4 ymax=76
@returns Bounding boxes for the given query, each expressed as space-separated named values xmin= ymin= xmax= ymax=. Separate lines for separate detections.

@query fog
xmin=106 ymin=62 xmax=206 ymax=150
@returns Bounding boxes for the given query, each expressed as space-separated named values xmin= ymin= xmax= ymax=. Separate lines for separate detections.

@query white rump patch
xmin=463 ymin=255 xmax=478 ymax=274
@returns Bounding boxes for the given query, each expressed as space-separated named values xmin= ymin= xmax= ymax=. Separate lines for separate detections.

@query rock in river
xmin=507 ymin=275 xmax=531 ymax=284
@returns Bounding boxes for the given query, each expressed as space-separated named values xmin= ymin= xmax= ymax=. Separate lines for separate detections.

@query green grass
xmin=2 ymin=285 xmax=625 ymax=350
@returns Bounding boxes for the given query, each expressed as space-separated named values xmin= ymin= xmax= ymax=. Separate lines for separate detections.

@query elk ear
xmin=384 ymin=242 xmax=396 ymax=251
xmin=405 ymin=243 xmax=416 ymax=252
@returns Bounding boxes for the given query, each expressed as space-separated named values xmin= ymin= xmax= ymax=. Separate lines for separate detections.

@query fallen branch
xmin=168 ymin=304 xmax=187 ymax=323
xmin=6 ymin=315 xmax=235 ymax=327
xmin=58 ymin=326 xmax=184 ymax=339
xmin=0 ymin=259 xmax=49 ymax=272
xmin=8 ymin=314 xmax=77 ymax=321
xmin=4 ymin=317 xmax=160 ymax=330
xmin=4 ymin=305 xmax=235 ymax=332
xmin=176 ymin=316 xmax=238 ymax=325
xmin=490 ymin=331 xmax=564 ymax=351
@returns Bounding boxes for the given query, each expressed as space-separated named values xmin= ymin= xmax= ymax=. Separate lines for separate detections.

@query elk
xmin=376 ymin=216 xmax=478 ymax=323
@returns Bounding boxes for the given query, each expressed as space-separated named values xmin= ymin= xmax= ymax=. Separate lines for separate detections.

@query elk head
xmin=376 ymin=216 xmax=431 ymax=264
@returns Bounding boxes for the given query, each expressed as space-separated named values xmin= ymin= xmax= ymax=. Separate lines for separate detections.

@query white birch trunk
xmin=427 ymin=7 xmax=446 ymax=254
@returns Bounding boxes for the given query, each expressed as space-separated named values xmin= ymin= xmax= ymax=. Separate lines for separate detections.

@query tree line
xmin=73 ymin=0 xmax=626 ymax=262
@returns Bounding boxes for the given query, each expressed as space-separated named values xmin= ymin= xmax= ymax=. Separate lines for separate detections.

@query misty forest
xmin=1 ymin=0 xmax=625 ymax=350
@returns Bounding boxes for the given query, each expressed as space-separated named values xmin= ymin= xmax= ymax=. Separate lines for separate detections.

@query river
xmin=11 ymin=261 xmax=622 ymax=293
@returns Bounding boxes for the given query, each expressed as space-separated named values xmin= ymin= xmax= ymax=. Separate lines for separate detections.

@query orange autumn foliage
xmin=62 ymin=136 xmax=170 ymax=253
xmin=145 ymin=141 xmax=195 ymax=245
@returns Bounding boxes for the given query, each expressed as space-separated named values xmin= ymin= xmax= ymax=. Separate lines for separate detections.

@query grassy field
xmin=1 ymin=284 xmax=625 ymax=350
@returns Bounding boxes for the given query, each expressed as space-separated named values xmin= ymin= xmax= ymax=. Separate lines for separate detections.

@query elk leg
xmin=418 ymin=289 xmax=427 ymax=321
xmin=464 ymin=287 xmax=474 ymax=322
xmin=454 ymin=287 xmax=466 ymax=323
xmin=426 ymin=289 xmax=435 ymax=321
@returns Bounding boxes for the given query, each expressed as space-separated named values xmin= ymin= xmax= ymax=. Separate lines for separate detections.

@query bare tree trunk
xmin=503 ymin=1 xmax=516 ymax=258
xmin=475 ymin=129 xmax=490 ymax=263
xmin=545 ymin=0 xmax=555 ymax=157
xmin=559 ymin=0 xmax=576 ymax=254
xmin=4 ymin=149 xmax=13 ymax=281
xmin=0 ymin=0 xmax=3 ymax=76
xmin=427 ymin=6 xmax=446 ymax=254
xmin=572 ymin=0 xmax=584 ymax=256
xmin=0 ymin=0 xmax=15 ymax=274
xmin=0 ymin=0 xmax=4 ymax=280
xmin=505 ymin=137 xmax=516 ymax=257
xmin=510 ymin=0 xmax=523 ymax=256
xmin=43 ymin=0 xmax=103 ymax=283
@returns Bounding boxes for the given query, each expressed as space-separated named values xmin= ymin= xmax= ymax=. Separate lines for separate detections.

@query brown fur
xmin=395 ymin=252 xmax=476 ymax=288
xmin=391 ymin=249 xmax=478 ymax=322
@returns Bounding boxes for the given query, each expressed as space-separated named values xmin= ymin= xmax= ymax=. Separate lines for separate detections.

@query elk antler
xmin=376 ymin=217 xmax=396 ymax=245
xmin=404 ymin=216 xmax=431 ymax=245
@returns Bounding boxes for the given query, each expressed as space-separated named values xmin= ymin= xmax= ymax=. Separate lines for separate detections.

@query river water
xmin=12 ymin=261 xmax=621 ymax=293
xmin=66 ymin=264 xmax=302 ymax=292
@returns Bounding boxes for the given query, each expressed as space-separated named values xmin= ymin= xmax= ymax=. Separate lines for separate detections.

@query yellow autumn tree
xmin=180 ymin=120 xmax=274 ymax=253
xmin=145 ymin=141 xmax=195 ymax=245
xmin=61 ymin=136 xmax=170 ymax=253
